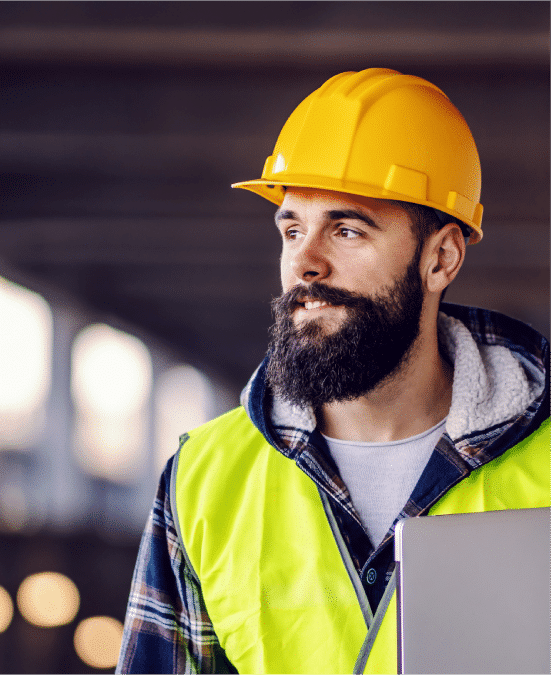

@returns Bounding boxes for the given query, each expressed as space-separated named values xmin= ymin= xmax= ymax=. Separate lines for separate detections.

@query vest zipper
xmin=319 ymin=488 xmax=398 ymax=674
xmin=318 ymin=488 xmax=374 ymax=627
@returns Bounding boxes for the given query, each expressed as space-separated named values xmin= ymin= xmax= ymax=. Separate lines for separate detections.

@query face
xmin=276 ymin=188 xmax=420 ymax=332
xmin=266 ymin=188 xmax=426 ymax=407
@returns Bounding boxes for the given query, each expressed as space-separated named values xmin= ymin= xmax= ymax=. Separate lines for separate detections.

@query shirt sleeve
xmin=116 ymin=456 xmax=237 ymax=674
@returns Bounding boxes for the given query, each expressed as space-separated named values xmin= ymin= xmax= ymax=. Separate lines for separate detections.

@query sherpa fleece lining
xmin=438 ymin=313 xmax=543 ymax=439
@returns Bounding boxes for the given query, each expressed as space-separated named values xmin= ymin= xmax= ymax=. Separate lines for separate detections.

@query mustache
xmin=271 ymin=282 xmax=366 ymax=316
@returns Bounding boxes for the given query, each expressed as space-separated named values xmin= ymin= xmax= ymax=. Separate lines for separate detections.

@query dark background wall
xmin=1 ymin=1 xmax=549 ymax=391
xmin=0 ymin=2 xmax=548 ymax=672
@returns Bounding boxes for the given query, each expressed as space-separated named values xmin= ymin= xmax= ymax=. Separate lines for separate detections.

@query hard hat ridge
xmin=232 ymin=68 xmax=483 ymax=243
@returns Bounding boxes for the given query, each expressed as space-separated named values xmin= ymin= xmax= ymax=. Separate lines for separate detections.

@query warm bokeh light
xmin=155 ymin=364 xmax=213 ymax=472
xmin=0 ymin=276 xmax=52 ymax=447
xmin=0 ymin=586 xmax=14 ymax=633
xmin=73 ymin=615 xmax=124 ymax=670
xmin=17 ymin=572 xmax=80 ymax=627
xmin=71 ymin=323 xmax=152 ymax=482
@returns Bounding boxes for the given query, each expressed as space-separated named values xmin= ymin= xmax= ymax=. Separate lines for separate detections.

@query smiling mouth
xmin=296 ymin=298 xmax=342 ymax=311
xmin=303 ymin=300 xmax=330 ymax=310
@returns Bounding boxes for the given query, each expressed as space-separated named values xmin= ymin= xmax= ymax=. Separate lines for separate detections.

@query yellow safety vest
xmin=172 ymin=407 xmax=550 ymax=674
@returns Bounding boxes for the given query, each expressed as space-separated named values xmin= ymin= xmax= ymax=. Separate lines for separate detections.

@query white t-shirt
xmin=323 ymin=418 xmax=447 ymax=548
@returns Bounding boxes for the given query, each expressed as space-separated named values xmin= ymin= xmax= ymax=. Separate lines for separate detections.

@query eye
xmin=336 ymin=226 xmax=362 ymax=239
xmin=283 ymin=227 xmax=304 ymax=240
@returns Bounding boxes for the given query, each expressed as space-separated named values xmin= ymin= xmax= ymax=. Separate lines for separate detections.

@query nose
xmin=289 ymin=234 xmax=331 ymax=282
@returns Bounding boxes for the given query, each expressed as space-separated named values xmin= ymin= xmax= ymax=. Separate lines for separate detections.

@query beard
xmin=266 ymin=251 xmax=424 ymax=408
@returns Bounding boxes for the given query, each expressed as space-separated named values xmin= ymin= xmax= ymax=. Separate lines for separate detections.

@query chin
xmin=295 ymin=316 xmax=344 ymax=336
xmin=294 ymin=308 xmax=346 ymax=330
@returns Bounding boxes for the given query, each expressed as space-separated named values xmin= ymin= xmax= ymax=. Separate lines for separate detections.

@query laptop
xmin=395 ymin=508 xmax=550 ymax=674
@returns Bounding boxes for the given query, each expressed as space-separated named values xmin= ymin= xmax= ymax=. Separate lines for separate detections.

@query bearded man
xmin=117 ymin=69 xmax=549 ymax=675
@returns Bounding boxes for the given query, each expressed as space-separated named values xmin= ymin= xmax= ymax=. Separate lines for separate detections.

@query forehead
xmin=278 ymin=187 xmax=413 ymax=226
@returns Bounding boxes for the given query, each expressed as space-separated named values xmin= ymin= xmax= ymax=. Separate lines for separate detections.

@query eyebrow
xmin=274 ymin=208 xmax=379 ymax=229
xmin=327 ymin=209 xmax=379 ymax=229
xmin=274 ymin=209 xmax=297 ymax=226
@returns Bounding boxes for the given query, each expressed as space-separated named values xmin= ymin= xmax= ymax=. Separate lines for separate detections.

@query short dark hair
xmin=393 ymin=201 xmax=471 ymax=303
xmin=392 ymin=200 xmax=471 ymax=247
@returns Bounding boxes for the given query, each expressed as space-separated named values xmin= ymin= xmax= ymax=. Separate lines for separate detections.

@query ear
xmin=422 ymin=223 xmax=466 ymax=295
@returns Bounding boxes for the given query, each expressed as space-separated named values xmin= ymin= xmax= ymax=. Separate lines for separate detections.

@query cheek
xmin=279 ymin=252 xmax=294 ymax=291
xmin=345 ymin=263 xmax=393 ymax=297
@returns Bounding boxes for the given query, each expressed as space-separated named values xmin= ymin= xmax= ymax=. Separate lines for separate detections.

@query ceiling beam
xmin=0 ymin=27 xmax=547 ymax=68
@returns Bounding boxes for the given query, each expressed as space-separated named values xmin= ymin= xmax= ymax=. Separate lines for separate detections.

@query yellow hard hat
xmin=232 ymin=68 xmax=483 ymax=243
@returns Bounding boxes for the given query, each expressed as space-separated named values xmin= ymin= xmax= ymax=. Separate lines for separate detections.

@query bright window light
xmin=0 ymin=277 xmax=52 ymax=448
xmin=155 ymin=365 xmax=213 ymax=473
xmin=71 ymin=324 xmax=152 ymax=482
xmin=72 ymin=324 xmax=151 ymax=415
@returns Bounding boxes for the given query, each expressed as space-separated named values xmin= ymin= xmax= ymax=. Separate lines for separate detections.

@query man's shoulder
xmin=178 ymin=405 xmax=253 ymax=446
xmin=174 ymin=405 xmax=269 ymax=473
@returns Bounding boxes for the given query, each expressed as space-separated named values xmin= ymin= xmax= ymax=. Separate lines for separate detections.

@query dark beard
xmin=266 ymin=251 xmax=424 ymax=407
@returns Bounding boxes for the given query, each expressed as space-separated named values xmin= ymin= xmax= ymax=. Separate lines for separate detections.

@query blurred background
xmin=0 ymin=1 xmax=548 ymax=672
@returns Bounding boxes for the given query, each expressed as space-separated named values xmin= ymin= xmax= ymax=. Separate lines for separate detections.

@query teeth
xmin=304 ymin=300 xmax=329 ymax=310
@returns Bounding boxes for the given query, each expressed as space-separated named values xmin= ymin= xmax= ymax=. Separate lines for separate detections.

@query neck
xmin=318 ymin=326 xmax=453 ymax=443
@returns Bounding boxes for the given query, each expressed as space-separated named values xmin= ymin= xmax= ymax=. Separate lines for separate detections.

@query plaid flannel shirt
xmin=117 ymin=304 xmax=549 ymax=674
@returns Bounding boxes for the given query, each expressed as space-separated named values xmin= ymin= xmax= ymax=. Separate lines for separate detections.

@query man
xmin=117 ymin=69 xmax=549 ymax=674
